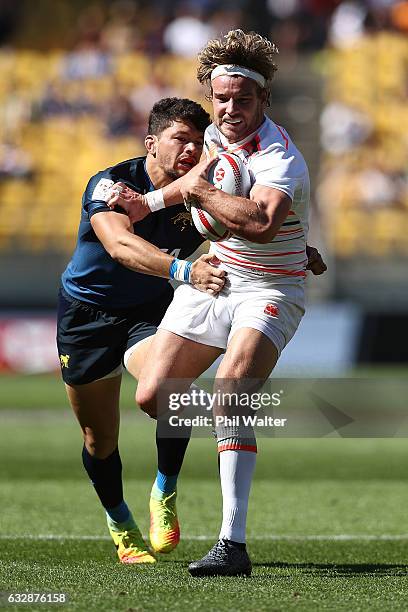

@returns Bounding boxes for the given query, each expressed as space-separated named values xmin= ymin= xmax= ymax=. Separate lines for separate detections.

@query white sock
xmin=218 ymin=449 xmax=256 ymax=543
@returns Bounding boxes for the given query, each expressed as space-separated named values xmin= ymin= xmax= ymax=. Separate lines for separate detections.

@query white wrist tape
xmin=145 ymin=189 xmax=165 ymax=212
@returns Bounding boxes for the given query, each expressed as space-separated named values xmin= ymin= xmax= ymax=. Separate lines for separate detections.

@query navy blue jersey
xmin=62 ymin=156 xmax=204 ymax=308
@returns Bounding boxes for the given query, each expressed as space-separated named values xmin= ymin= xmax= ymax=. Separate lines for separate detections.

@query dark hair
xmin=148 ymin=97 xmax=211 ymax=136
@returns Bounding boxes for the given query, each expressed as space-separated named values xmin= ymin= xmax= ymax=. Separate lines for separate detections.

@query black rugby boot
xmin=188 ymin=539 xmax=252 ymax=577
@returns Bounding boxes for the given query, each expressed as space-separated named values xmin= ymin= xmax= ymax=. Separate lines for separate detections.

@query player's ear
xmin=145 ymin=134 xmax=158 ymax=157
xmin=259 ymin=86 xmax=268 ymax=106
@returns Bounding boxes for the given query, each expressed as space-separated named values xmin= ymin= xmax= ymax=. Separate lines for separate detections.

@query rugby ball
xmin=190 ymin=152 xmax=251 ymax=242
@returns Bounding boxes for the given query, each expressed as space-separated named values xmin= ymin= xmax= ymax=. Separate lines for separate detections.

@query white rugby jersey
xmin=204 ymin=116 xmax=310 ymax=283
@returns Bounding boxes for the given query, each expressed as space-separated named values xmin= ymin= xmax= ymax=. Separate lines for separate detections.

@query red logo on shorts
xmin=215 ymin=168 xmax=225 ymax=182
xmin=264 ymin=303 xmax=279 ymax=317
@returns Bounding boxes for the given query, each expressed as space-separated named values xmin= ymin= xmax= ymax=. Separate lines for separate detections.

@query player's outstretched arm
xmin=107 ymin=183 xmax=151 ymax=223
xmin=106 ymin=179 xmax=183 ymax=223
xmin=107 ymin=180 xmax=186 ymax=221
xmin=90 ymin=210 xmax=225 ymax=292
xmin=107 ymin=159 xmax=215 ymax=221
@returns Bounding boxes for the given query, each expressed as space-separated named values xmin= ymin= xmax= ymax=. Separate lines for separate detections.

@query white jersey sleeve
xmin=204 ymin=118 xmax=310 ymax=285
xmin=249 ymin=144 xmax=299 ymax=200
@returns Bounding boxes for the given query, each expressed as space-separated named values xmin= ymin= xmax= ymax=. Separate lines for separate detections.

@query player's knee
xmin=135 ymin=384 xmax=158 ymax=418
xmin=83 ymin=432 xmax=118 ymax=459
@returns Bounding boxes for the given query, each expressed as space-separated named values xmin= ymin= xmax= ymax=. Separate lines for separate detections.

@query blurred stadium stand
xmin=317 ymin=23 xmax=408 ymax=308
xmin=0 ymin=0 xmax=407 ymax=367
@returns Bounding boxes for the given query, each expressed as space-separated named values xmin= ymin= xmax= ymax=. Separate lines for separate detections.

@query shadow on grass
xmin=253 ymin=561 xmax=408 ymax=576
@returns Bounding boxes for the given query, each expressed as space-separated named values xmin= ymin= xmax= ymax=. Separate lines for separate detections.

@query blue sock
xmin=105 ymin=500 xmax=131 ymax=524
xmin=153 ymin=470 xmax=178 ymax=497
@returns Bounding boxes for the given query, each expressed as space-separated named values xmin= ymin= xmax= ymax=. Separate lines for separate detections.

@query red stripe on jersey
xmin=217 ymin=243 xmax=305 ymax=258
xmin=217 ymin=253 xmax=307 ymax=276
xmin=220 ymin=256 xmax=308 ymax=271
xmin=228 ymin=135 xmax=261 ymax=157
xmin=276 ymin=124 xmax=289 ymax=150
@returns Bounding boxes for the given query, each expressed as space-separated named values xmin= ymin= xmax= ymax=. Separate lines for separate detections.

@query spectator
xmin=328 ymin=1 xmax=368 ymax=48
xmin=101 ymin=0 xmax=142 ymax=54
xmin=37 ymin=81 xmax=72 ymax=119
xmin=0 ymin=81 xmax=32 ymax=139
xmin=356 ymin=165 xmax=406 ymax=209
xmin=163 ymin=4 xmax=216 ymax=57
xmin=320 ymin=102 xmax=373 ymax=155
xmin=129 ymin=72 xmax=178 ymax=120
xmin=102 ymin=81 xmax=142 ymax=138
xmin=0 ymin=141 xmax=33 ymax=180
xmin=63 ymin=6 xmax=111 ymax=80
xmin=62 ymin=43 xmax=112 ymax=80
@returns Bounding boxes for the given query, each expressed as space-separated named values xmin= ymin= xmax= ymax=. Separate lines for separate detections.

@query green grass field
xmin=1 ymin=373 xmax=408 ymax=611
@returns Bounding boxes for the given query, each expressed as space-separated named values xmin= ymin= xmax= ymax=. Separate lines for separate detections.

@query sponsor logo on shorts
xmin=172 ymin=211 xmax=193 ymax=231
xmin=59 ymin=354 xmax=70 ymax=368
xmin=264 ymin=304 xmax=279 ymax=317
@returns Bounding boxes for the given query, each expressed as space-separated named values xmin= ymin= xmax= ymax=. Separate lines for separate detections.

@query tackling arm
xmin=90 ymin=211 xmax=225 ymax=292
xmin=91 ymin=211 xmax=175 ymax=277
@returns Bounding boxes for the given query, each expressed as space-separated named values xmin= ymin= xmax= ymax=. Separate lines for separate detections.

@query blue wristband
xmin=169 ymin=258 xmax=178 ymax=280
xmin=169 ymin=258 xmax=192 ymax=284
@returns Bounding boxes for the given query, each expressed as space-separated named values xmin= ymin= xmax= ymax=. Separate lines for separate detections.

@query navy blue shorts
xmin=56 ymin=286 xmax=174 ymax=385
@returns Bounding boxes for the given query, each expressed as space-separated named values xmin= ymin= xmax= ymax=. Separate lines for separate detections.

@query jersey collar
xmin=143 ymin=159 xmax=155 ymax=193
xmin=214 ymin=115 xmax=268 ymax=152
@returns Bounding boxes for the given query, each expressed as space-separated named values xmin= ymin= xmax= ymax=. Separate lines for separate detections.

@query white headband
xmin=211 ymin=64 xmax=266 ymax=88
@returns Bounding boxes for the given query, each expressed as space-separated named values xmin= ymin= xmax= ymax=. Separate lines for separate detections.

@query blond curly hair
xmin=197 ymin=30 xmax=278 ymax=98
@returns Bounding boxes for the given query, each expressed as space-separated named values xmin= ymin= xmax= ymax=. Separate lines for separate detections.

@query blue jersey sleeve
xmin=62 ymin=156 xmax=205 ymax=309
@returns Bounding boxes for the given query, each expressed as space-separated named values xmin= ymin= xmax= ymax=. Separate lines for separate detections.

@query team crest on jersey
xmin=172 ymin=211 xmax=193 ymax=231
xmin=60 ymin=354 xmax=70 ymax=368
xmin=264 ymin=304 xmax=279 ymax=317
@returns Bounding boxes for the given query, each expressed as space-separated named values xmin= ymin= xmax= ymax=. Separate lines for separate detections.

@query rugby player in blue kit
xmin=56 ymin=98 xmax=225 ymax=564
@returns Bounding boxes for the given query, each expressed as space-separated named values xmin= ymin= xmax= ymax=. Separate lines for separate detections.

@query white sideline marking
xmin=1 ymin=534 xmax=408 ymax=542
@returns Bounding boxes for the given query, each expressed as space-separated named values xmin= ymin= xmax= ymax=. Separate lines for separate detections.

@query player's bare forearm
xmin=91 ymin=211 xmax=174 ymax=277
xmin=90 ymin=210 xmax=225 ymax=292
xmin=182 ymin=179 xmax=292 ymax=244
xmin=160 ymin=179 xmax=185 ymax=206
xmin=107 ymin=160 xmax=218 ymax=219
xmin=107 ymin=181 xmax=184 ymax=222
xmin=112 ymin=235 xmax=175 ymax=277
xmin=110 ymin=238 xmax=225 ymax=292
xmin=187 ymin=183 xmax=261 ymax=238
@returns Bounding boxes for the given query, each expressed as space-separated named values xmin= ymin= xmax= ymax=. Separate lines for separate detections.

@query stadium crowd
xmin=0 ymin=0 xmax=406 ymax=253
xmin=317 ymin=0 xmax=408 ymax=256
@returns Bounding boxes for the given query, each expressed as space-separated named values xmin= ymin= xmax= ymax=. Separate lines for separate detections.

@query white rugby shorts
xmin=158 ymin=275 xmax=305 ymax=356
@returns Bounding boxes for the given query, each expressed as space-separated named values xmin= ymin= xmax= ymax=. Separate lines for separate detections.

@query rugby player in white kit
xmin=110 ymin=29 xmax=323 ymax=577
